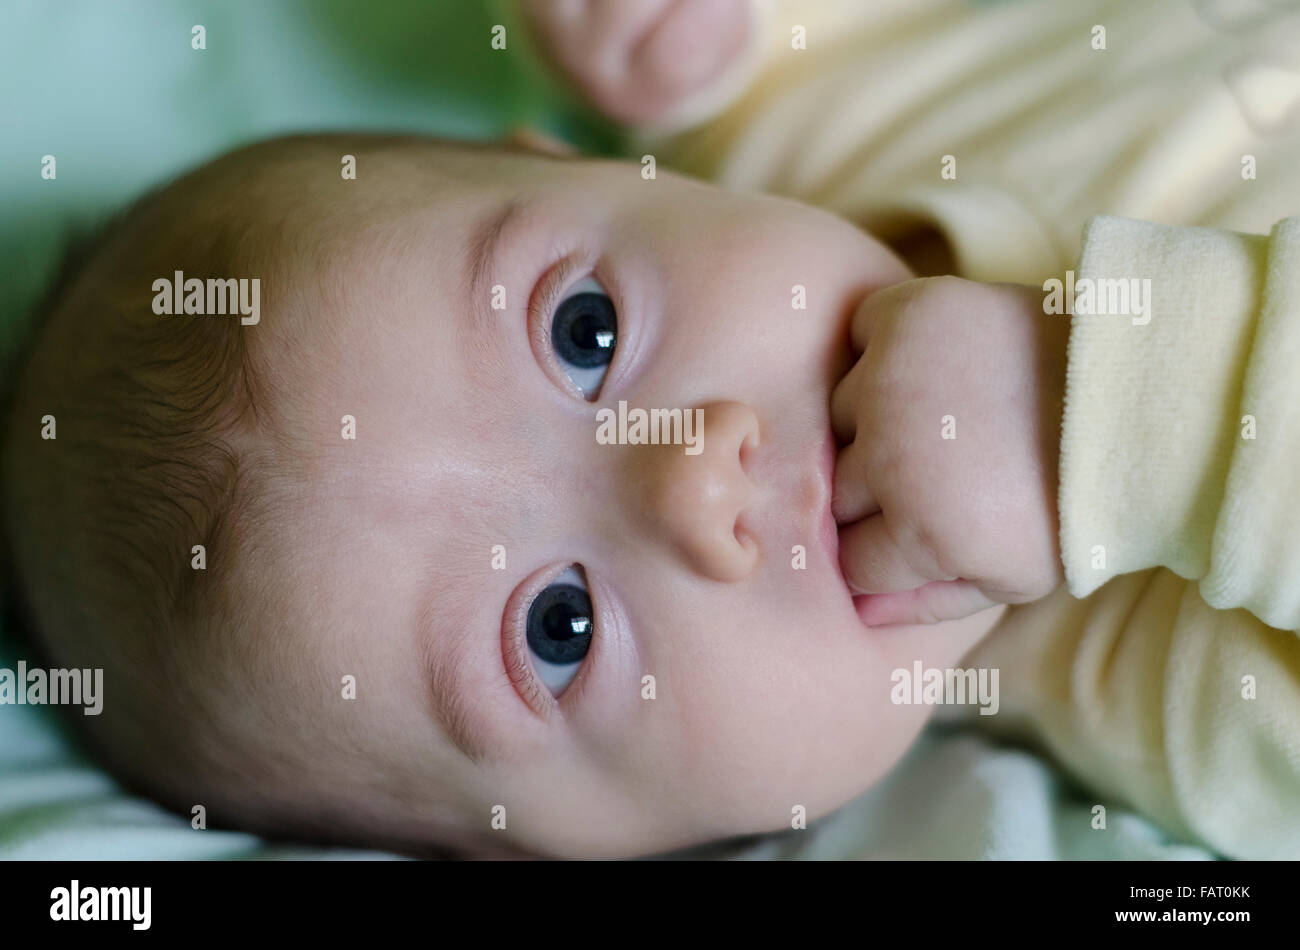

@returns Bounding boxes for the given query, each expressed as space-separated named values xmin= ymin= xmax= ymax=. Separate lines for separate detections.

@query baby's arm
xmin=519 ymin=0 xmax=763 ymax=130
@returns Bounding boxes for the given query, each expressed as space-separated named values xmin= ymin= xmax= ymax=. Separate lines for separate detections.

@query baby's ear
xmin=503 ymin=125 xmax=577 ymax=158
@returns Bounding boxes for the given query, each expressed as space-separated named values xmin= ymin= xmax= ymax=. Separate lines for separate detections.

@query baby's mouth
xmin=816 ymin=425 xmax=839 ymax=565
xmin=817 ymin=423 xmax=866 ymax=624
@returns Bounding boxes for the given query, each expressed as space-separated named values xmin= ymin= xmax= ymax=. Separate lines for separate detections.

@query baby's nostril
xmin=733 ymin=514 xmax=755 ymax=552
xmin=739 ymin=427 xmax=759 ymax=473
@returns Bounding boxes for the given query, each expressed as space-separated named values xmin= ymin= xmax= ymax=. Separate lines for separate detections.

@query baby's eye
xmin=525 ymin=565 xmax=594 ymax=696
xmin=549 ymin=276 xmax=616 ymax=399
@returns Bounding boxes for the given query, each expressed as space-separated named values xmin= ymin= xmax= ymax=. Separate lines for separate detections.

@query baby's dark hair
xmin=0 ymin=139 xmax=275 ymax=815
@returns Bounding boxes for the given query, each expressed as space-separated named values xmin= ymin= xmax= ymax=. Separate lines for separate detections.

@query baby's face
xmin=230 ymin=140 xmax=999 ymax=857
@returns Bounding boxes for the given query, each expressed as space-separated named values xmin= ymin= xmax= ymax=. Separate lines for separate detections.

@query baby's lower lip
xmin=852 ymin=594 xmax=878 ymax=628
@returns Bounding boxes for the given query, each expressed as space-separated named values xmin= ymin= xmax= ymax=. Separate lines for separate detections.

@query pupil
xmin=552 ymin=293 xmax=616 ymax=369
xmin=526 ymin=584 xmax=593 ymax=666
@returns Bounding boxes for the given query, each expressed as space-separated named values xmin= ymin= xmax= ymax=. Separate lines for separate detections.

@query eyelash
xmin=526 ymin=251 xmax=620 ymax=400
xmin=501 ymin=564 xmax=602 ymax=718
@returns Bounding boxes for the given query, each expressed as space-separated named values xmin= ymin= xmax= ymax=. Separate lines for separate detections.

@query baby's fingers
xmin=846 ymin=278 xmax=923 ymax=354
xmin=829 ymin=358 xmax=864 ymax=444
xmin=837 ymin=514 xmax=942 ymax=594
xmin=831 ymin=439 xmax=878 ymax=523
xmin=854 ymin=581 xmax=999 ymax=627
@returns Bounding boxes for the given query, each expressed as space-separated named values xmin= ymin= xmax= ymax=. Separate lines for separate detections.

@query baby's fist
xmin=832 ymin=277 xmax=1069 ymax=626
xmin=520 ymin=0 xmax=755 ymax=125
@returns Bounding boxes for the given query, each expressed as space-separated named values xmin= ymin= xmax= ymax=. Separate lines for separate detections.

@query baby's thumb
xmin=854 ymin=581 xmax=999 ymax=627
xmin=838 ymin=514 xmax=942 ymax=594
xmin=838 ymin=515 xmax=1000 ymax=624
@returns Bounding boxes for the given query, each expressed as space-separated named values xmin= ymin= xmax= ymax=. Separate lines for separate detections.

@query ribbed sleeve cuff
xmin=1199 ymin=218 xmax=1300 ymax=629
xmin=1059 ymin=216 xmax=1268 ymax=598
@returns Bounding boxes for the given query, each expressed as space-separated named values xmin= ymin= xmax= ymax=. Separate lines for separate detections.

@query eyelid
xmin=527 ymin=252 xmax=620 ymax=402
xmin=502 ymin=563 xmax=604 ymax=719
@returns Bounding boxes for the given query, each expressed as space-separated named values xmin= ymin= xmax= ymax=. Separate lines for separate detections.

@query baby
xmin=3 ymin=0 xmax=1300 ymax=860
xmin=2 ymin=132 xmax=1015 ymax=859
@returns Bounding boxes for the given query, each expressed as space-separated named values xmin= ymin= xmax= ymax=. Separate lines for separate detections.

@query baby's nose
xmin=619 ymin=400 xmax=760 ymax=582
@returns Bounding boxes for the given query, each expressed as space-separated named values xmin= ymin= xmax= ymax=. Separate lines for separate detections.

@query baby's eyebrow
xmin=466 ymin=197 xmax=525 ymax=317
xmin=418 ymin=593 xmax=499 ymax=764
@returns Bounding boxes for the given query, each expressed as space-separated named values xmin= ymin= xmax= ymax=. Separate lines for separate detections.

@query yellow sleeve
xmin=957 ymin=215 xmax=1300 ymax=858
xmin=1060 ymin=215 xmax=1300 ymax=632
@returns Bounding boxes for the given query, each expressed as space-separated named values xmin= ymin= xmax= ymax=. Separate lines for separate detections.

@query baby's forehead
xmin=249 ymin=224 xmax=541 ymax=504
